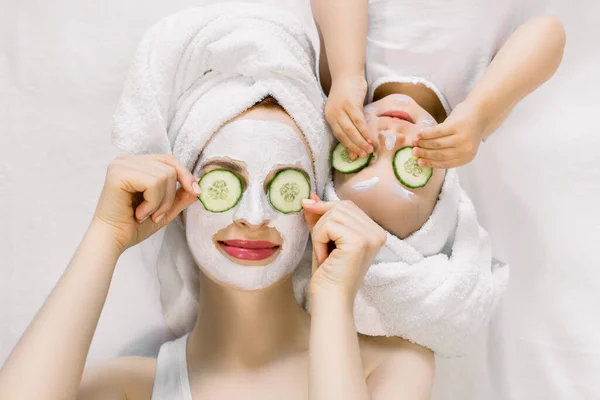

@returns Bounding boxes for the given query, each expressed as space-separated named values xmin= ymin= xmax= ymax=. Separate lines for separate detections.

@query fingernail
xmin=360 ymin=151 xmax=367 ymax=158
xmin=302 ymin=199 xmax=316 ymax=206
xmin=367 ymin=146 xmax=374 ymax=153
xmin=418 ymin=159 xmax=426 ymax=166
xmin=155 ymin=213 xmax=165 ymax=223
xmin=193 ymin=181 xmax=201 ymax=195
xmin=349 ymin=152 xmax=357 ymax=160
xmin=139 ymin=215 xmax=149 ymax=223
xmin=366 ymin=138 xmax=372 ymax=144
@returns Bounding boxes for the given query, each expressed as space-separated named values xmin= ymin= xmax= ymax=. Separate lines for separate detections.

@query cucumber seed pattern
xmin=280 ymin=182 xmax=300 ymax=202
xmin=404 ymin=157 xmax=424 ymax=177
xmin=340 ymin=147 xmax=353 ymax=163
xmin=208 ymin=180 xmax=229 ymax=200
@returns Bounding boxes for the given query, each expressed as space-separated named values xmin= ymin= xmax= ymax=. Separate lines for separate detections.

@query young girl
xmin=313 ymin=0 xmax=566 ymax=168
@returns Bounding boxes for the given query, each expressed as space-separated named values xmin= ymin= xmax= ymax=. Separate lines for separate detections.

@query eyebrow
xmin=201 ymin=159 xmax=244 ymax=173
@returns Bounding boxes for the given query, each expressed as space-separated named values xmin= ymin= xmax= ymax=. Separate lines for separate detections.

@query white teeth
xmin=352 ymin=176 xmax=380 ymax=191
xmin=390 ymin=183 xmax=414 ymax=200
xmin=380 ymin=130 xmax=396 ymax=150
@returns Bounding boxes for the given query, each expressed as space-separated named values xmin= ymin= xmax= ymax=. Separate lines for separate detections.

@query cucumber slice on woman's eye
xmin=393 ymin=147 xmax=433 ymax=188
xmin=268 ymin=169 xmax=311 ymax=214
xmin=198 ymin=169 xmax=243 ymax=213
xmin=332 ymin=142 xmax=372 ymax=174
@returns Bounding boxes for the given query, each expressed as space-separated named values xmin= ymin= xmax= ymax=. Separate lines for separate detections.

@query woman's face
xmin=334 ymin=94 xmax=445 ymax=239
xmin=183 ymin=107 xmax=314 ymax=291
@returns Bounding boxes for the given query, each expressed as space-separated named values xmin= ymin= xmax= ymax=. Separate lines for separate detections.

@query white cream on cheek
xmin=185 ymin=119 xmax=314 ymax=290
xmin=352 ymin=176 xmax=380 ymax=191
xmin=390 ymin=183 xmax=414 ymax=201
xmin=381 ymin=130 xmax=397 ymax=150
xmin=421 ymin=118 xmax=436 ymax=127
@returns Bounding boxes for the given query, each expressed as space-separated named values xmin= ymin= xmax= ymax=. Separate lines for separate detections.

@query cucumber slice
xmin=332 ymin=142 xmax=372 ymax=174
xmin=268 ymin=169 xmax=311 ymax=214
xmin=393 ymin=147 xmax=433 ymax=188
xmin=198 ymin=169 xmax=243 ymax=213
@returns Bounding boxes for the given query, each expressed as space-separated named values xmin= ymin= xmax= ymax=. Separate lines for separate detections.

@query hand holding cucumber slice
xmin=198 ymin=169 xmax=243 ymax=213
xmin=393 ymin=147 xmax=433 ymax=188
xmin=268 ymin=169 xmax=311 ymax=214
xmin=332 ymin=142 xmax=372 ymax=174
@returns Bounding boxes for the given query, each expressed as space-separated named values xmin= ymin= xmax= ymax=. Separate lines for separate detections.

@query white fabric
xmin=365 ymin=0 xmax=519 ymax=112
xmin=111 ymin=3 xmax=333 ymax=337
xmin=296 ymin=170 xmax=509 ymax=357
xmin=151 ymin=335 xmax=192 ymax=400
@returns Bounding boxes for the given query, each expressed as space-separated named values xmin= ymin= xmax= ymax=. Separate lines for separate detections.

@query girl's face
xmin=334 ymin=94 xmax=445 ymax=239
xmin=183 ymin=111 xmax=314 ymax=291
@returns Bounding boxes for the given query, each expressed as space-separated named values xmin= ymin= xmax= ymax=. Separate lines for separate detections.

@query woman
xmin=0 ymin=4 xmax=434 ymax=399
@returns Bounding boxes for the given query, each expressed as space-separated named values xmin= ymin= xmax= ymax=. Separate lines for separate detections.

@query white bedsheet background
xmin=1 ymin=0 xmax=598 ymax=399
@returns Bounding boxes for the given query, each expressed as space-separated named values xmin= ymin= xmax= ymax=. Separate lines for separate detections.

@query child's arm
xmin=312 ymin=0 xmax=372 ymax=159
xmin=414 ymin=15 xmax=567 ymax=169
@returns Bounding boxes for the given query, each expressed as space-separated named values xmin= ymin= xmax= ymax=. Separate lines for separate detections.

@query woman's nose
xmin=233 ymin=183 xmax=273 ymax=229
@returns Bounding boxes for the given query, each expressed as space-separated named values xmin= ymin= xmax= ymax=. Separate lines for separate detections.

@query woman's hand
xmin=325 ymin=75 xmax=372 ymax=159
xmin=302 ymin=194 xmax=387 ymax=303
xmin=93 ymin=154 xmax=201 ymax=253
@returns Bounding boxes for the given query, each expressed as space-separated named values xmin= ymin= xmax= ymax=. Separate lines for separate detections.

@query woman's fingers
xmin=154 ymin=154 xmax=201 ymax=197
xmin=163 ymin=186 xmax=199 ymax=224
xmin=151 ymin=169 xmax=177 ymax=223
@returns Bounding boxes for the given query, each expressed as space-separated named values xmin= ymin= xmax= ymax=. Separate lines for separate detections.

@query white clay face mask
xmin=352 ymin=176 xmax=380 ymax=191
xmin=184 ymin=119 xmax=314 ymax=290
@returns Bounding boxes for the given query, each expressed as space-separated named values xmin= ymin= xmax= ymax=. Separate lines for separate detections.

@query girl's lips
xmin=380 ymin=110 xmax=415 ymax=124
xmin=218 ymin=240 xmax=280 ymax=261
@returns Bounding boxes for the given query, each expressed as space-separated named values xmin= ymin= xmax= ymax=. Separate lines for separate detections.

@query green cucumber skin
xmin=331 ymin=143 xmax=373 ymax=174
xmin=268 ymin=169 xmax=311 ymax=214
xmin=393 ymin=147 xmax=433 ymax=189
xmin=198 ymin=169 xmax=243 ymax=213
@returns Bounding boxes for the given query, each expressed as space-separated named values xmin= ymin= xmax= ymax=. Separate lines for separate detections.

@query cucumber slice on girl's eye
xmin=393 ymin=147 xmax=433 ymax=188
xmin=198 ymin=169 xmax=243 ymax=213
xmin=332 ymin=142 xmax=372 ymax=174
xmin=268 ymin=169 xmax=311 ymax=214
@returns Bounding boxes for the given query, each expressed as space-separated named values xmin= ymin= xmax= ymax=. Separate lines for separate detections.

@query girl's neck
xmin=187 ymin=272 xmax=310 ymax=370
xmin=374 ymin=82 xmax=448 ymax=123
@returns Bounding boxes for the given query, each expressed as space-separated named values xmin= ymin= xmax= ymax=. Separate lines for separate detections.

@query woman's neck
xmin=374 ymin=82 xmax=448 ymax=123
xmin=187 ymin=272 xmax=310 ymax=370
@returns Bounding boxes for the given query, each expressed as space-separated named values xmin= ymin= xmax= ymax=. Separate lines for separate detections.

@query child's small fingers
xmin=339 ymin=116 xmax=371 ymax=158
xmin=418 ymin=158 xmax=462 ymax=169
xmin=331 ymin=123 xmax=362 ymax=159
xmin=413 ymin=147 xmax=457 ymax=161
xmin=348 ymin=109 xmax=374 ymax=148
xmin=417 ymin=126 xmax=453 ymax=141
xmin=414 ymin=135 xmax=456 ymax=150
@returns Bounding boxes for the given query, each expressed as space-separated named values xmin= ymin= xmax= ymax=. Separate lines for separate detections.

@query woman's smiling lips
xmin=218 ymin=240 xmax=280 ymax=261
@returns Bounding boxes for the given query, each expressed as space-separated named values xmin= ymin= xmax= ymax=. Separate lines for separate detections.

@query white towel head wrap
xmin=111 ymin=3 xmax=333 ymax=336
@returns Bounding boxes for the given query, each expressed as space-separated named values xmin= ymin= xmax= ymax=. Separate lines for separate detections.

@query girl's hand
xmin=302 ymin=194 xmax=387 ymax=302
xmin=93 ymin=154 xmax=201 ymax=253
xmin=326 ymin=75 xmax=372 ymax=159
xmin=412 ymin=101 xmax=486 ymax=169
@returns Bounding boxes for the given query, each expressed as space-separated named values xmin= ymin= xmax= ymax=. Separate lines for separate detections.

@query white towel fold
xmin=111 ymin=3 xmax=333 ymax=336
xmin=294 ymin=170 xmax=509 ymax=357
